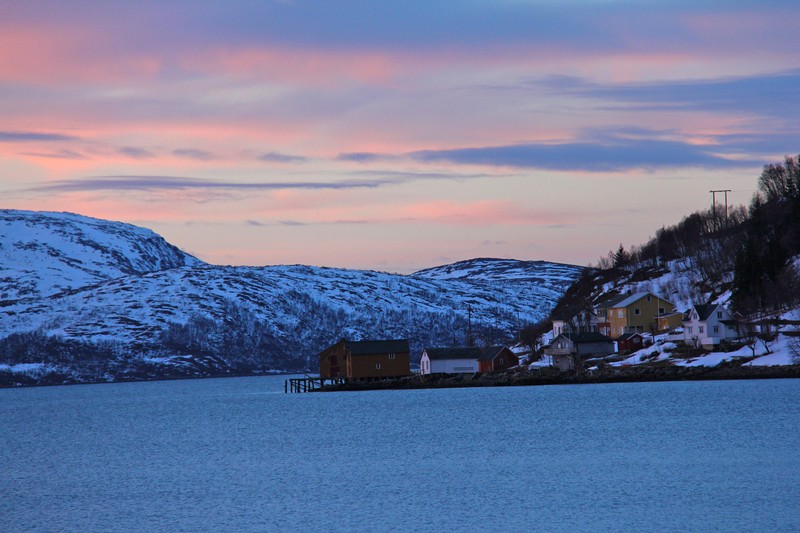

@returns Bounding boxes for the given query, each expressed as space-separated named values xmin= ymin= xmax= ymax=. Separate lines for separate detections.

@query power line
xmin=710 ymin=189 xmax=732 ymax=229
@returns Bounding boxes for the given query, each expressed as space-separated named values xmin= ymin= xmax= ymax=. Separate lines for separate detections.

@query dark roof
xmin=595 ymin=293 xmax=629 ymax=309
xmin=689 ymin=303 xmax=730 ymax=322
xmin=424 ymin=347 xmax=482 ymax=360
xmin=347 ymin=339 xmax=409 ymax=355
xmin=692 ymin=304 xmax=716 ymax=322
xmin=552 ymin=309 xmax=597 ymax=322
xmin=558 ymin=332 xmax=612 ymax=344
xmin=614 ymin=332 xmax=644 ymax=341
xmin=597 ymin=292 xmax=674 ymax=310
xmin=478 ymin=346 xmax=511 ymax=361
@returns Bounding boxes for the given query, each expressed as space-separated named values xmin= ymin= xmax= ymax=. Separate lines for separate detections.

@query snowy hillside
xmin=0 ymin=211 xmax=585 ymax=385
xmin=0 ymin=209 xmax=201 ymax=301
xmin=414 ymin=258 xmax=581 ymax=297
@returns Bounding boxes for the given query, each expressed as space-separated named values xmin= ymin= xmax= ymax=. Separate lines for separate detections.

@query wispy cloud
xmin=25 ymin=175 xmax=404 ymax=194
xmin=245 ymin=218 xmax=367 ymax=227
xmin=23 ymin=169 xmax=508 ymax=196
xmin=173 ymin=148 xmax=213 ymax=161
xmin=349 ymin=169 xmax=501 ymax=181
xmin=118 ymin=146 xmax=155 ymax=159
xmin=0 ymin=131 xmax=78 ymax=142
xmin=335 ymin=152 xmax=390 ymax=163
xmin=18 ymin=149 xmax=86 ymax=160
xmin=539 ymin=70 xmax=800 ymax=120
xmin=259 ymin=151 xmax=308 ymax=163
xmin=410 ymin=137 xmax=758 ymax=171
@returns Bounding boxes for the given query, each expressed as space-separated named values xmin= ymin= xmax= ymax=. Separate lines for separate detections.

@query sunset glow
xmin=2 ymin=1 xmax=798 ymax=272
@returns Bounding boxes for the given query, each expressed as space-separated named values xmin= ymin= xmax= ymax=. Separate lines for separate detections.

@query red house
xmin=615 ymin=332 xmax=646 ymax=354
xmin=477 ymin=346 xmax=519 ymax=373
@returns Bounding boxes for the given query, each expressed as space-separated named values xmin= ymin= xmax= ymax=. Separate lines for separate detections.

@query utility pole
xmin=467 ymin=305 xmax=473 ymax=347
xmin=709 ymin=189 xmax=732 ymax=230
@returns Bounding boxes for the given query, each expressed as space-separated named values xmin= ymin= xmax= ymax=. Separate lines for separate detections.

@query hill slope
xmin=0 ymin=211 xmax=584 ymax=385
xmin=0 ymin=209 xmax=201 ymax=301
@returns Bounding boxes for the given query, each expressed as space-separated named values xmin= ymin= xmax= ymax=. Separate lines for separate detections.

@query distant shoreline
xmin=0 ymin=369 xmax=300 ymax=390
xmin=3 ymin=364 xmax=798 ymax=390
xmin=317 ymin=364 xmax=800 ymax=392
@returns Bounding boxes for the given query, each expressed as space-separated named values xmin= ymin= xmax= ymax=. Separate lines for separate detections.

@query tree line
xmin=594 ymin=153 xmax=800 ymax=317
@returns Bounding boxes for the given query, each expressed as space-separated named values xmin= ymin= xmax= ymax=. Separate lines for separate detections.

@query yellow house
xmin=595 ymin=292 xmax=680 ymax=337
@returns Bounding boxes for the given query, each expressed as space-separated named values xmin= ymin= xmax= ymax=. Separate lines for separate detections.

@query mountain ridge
xmin=0 ymin=210 xmax=585 ymax=386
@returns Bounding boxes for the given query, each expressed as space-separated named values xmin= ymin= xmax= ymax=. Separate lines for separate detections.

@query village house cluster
xmin=316 ymin=292 xmax=743 ymax=380
xmin=545 ymin=292 xmax=740 ymax=371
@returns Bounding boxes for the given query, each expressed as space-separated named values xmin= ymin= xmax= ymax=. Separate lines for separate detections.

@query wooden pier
xmin=285 ymin=376 xmax=345 ymax=393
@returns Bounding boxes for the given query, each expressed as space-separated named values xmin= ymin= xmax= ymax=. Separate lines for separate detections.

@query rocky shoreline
xmin=318 ymin=363 xmax=800 ymax=392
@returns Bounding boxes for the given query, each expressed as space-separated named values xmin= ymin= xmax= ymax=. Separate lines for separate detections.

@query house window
xmin=499 ymin=358 xmax=504 ymax=364
xmin=699 ymin=326 xmax=704 ymax=333
xmin=598 ymin=309 xmax=606 ymax=318
xmin=376 ymin=362 xmax=381 ymax=369
xmin=617 ymin=309 xmax=623 ymax=318
xmin=687 ymin=327 xmax=693 ymax=333
xmin=646 ymin=295 xmax=652 ymax=302
xmin=713 ymin=326 xmax=719 ymax=333
xmin=717 ymin=312 xmax=722 ymax=318
xmin=634 ymin=308 xmax=641 ymax=315
xmin=388 ymin=352 xmax=396 ymax=359
xmin=659 ymin=307 xmax=665 ymax=314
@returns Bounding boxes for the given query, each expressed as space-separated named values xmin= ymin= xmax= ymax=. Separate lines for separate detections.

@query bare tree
xmin=789 ymin=335 xmax=800 ymax=364
xmin=740 ymin=320 xmax=759 ymax=358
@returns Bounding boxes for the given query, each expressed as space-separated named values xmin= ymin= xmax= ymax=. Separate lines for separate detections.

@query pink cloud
xmin=0 ymin=26 xmax=162 ymax=85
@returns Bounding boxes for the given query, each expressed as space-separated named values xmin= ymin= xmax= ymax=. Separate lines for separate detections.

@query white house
xmin=420 ymin=347 xmax=481 ymax=374
xmin=683 ymin=303 xmax=739 ymax=349
xmin=551 ymin=308 xmax=598 ymax=339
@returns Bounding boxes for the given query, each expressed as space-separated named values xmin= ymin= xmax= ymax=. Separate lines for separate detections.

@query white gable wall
xmin=431 ymin=358 xmax=478 ymax=374
xmin=683 ymin=305 xmax=738 ymax=347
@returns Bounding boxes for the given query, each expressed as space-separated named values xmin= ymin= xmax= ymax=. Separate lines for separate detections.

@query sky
xmin=1 ymin=0 xmax=799 ymax=273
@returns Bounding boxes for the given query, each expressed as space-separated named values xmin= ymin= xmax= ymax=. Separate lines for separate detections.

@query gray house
xmin=544 ymin=332 xmax=614 ymax=371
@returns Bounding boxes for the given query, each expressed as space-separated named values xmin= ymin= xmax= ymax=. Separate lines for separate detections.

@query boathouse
xmin=318 ymin=338 xmax=410 ymax=380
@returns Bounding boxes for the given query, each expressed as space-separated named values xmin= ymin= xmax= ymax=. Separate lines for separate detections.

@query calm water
xmin=1 ymin=376 xmax=798 ymax=532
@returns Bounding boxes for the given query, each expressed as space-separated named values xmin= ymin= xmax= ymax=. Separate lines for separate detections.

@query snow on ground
xmin=607 ymin=333 xmax=799 ymax=368
xmin=0 ymin=363 xmax=55 ymax=376
xmin=675 ymin=350 xmax=748 ymax=367
xmin=743 ymin=336 xmax=798 ymax=366
xmin=529 ymin=355 xmax=553 ymax=368
xmin=747 ymin=352 xmax=795 ymax=366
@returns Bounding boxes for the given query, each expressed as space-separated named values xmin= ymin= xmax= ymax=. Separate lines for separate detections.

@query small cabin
xmin=615 ymin=332 xmax=645 ymax=354
xmin=478 ymin=346 xmax=519 ymax=373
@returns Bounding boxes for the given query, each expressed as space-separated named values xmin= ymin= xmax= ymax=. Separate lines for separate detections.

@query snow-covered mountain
xmin=0 ymin=210 xmax=585 ymax=385
xmin=0 ymin=210 xmax=200 ymax=301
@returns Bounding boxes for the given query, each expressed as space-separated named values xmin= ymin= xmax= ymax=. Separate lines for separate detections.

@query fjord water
xmin=2 ymin=377 xmax=798 ymax=532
